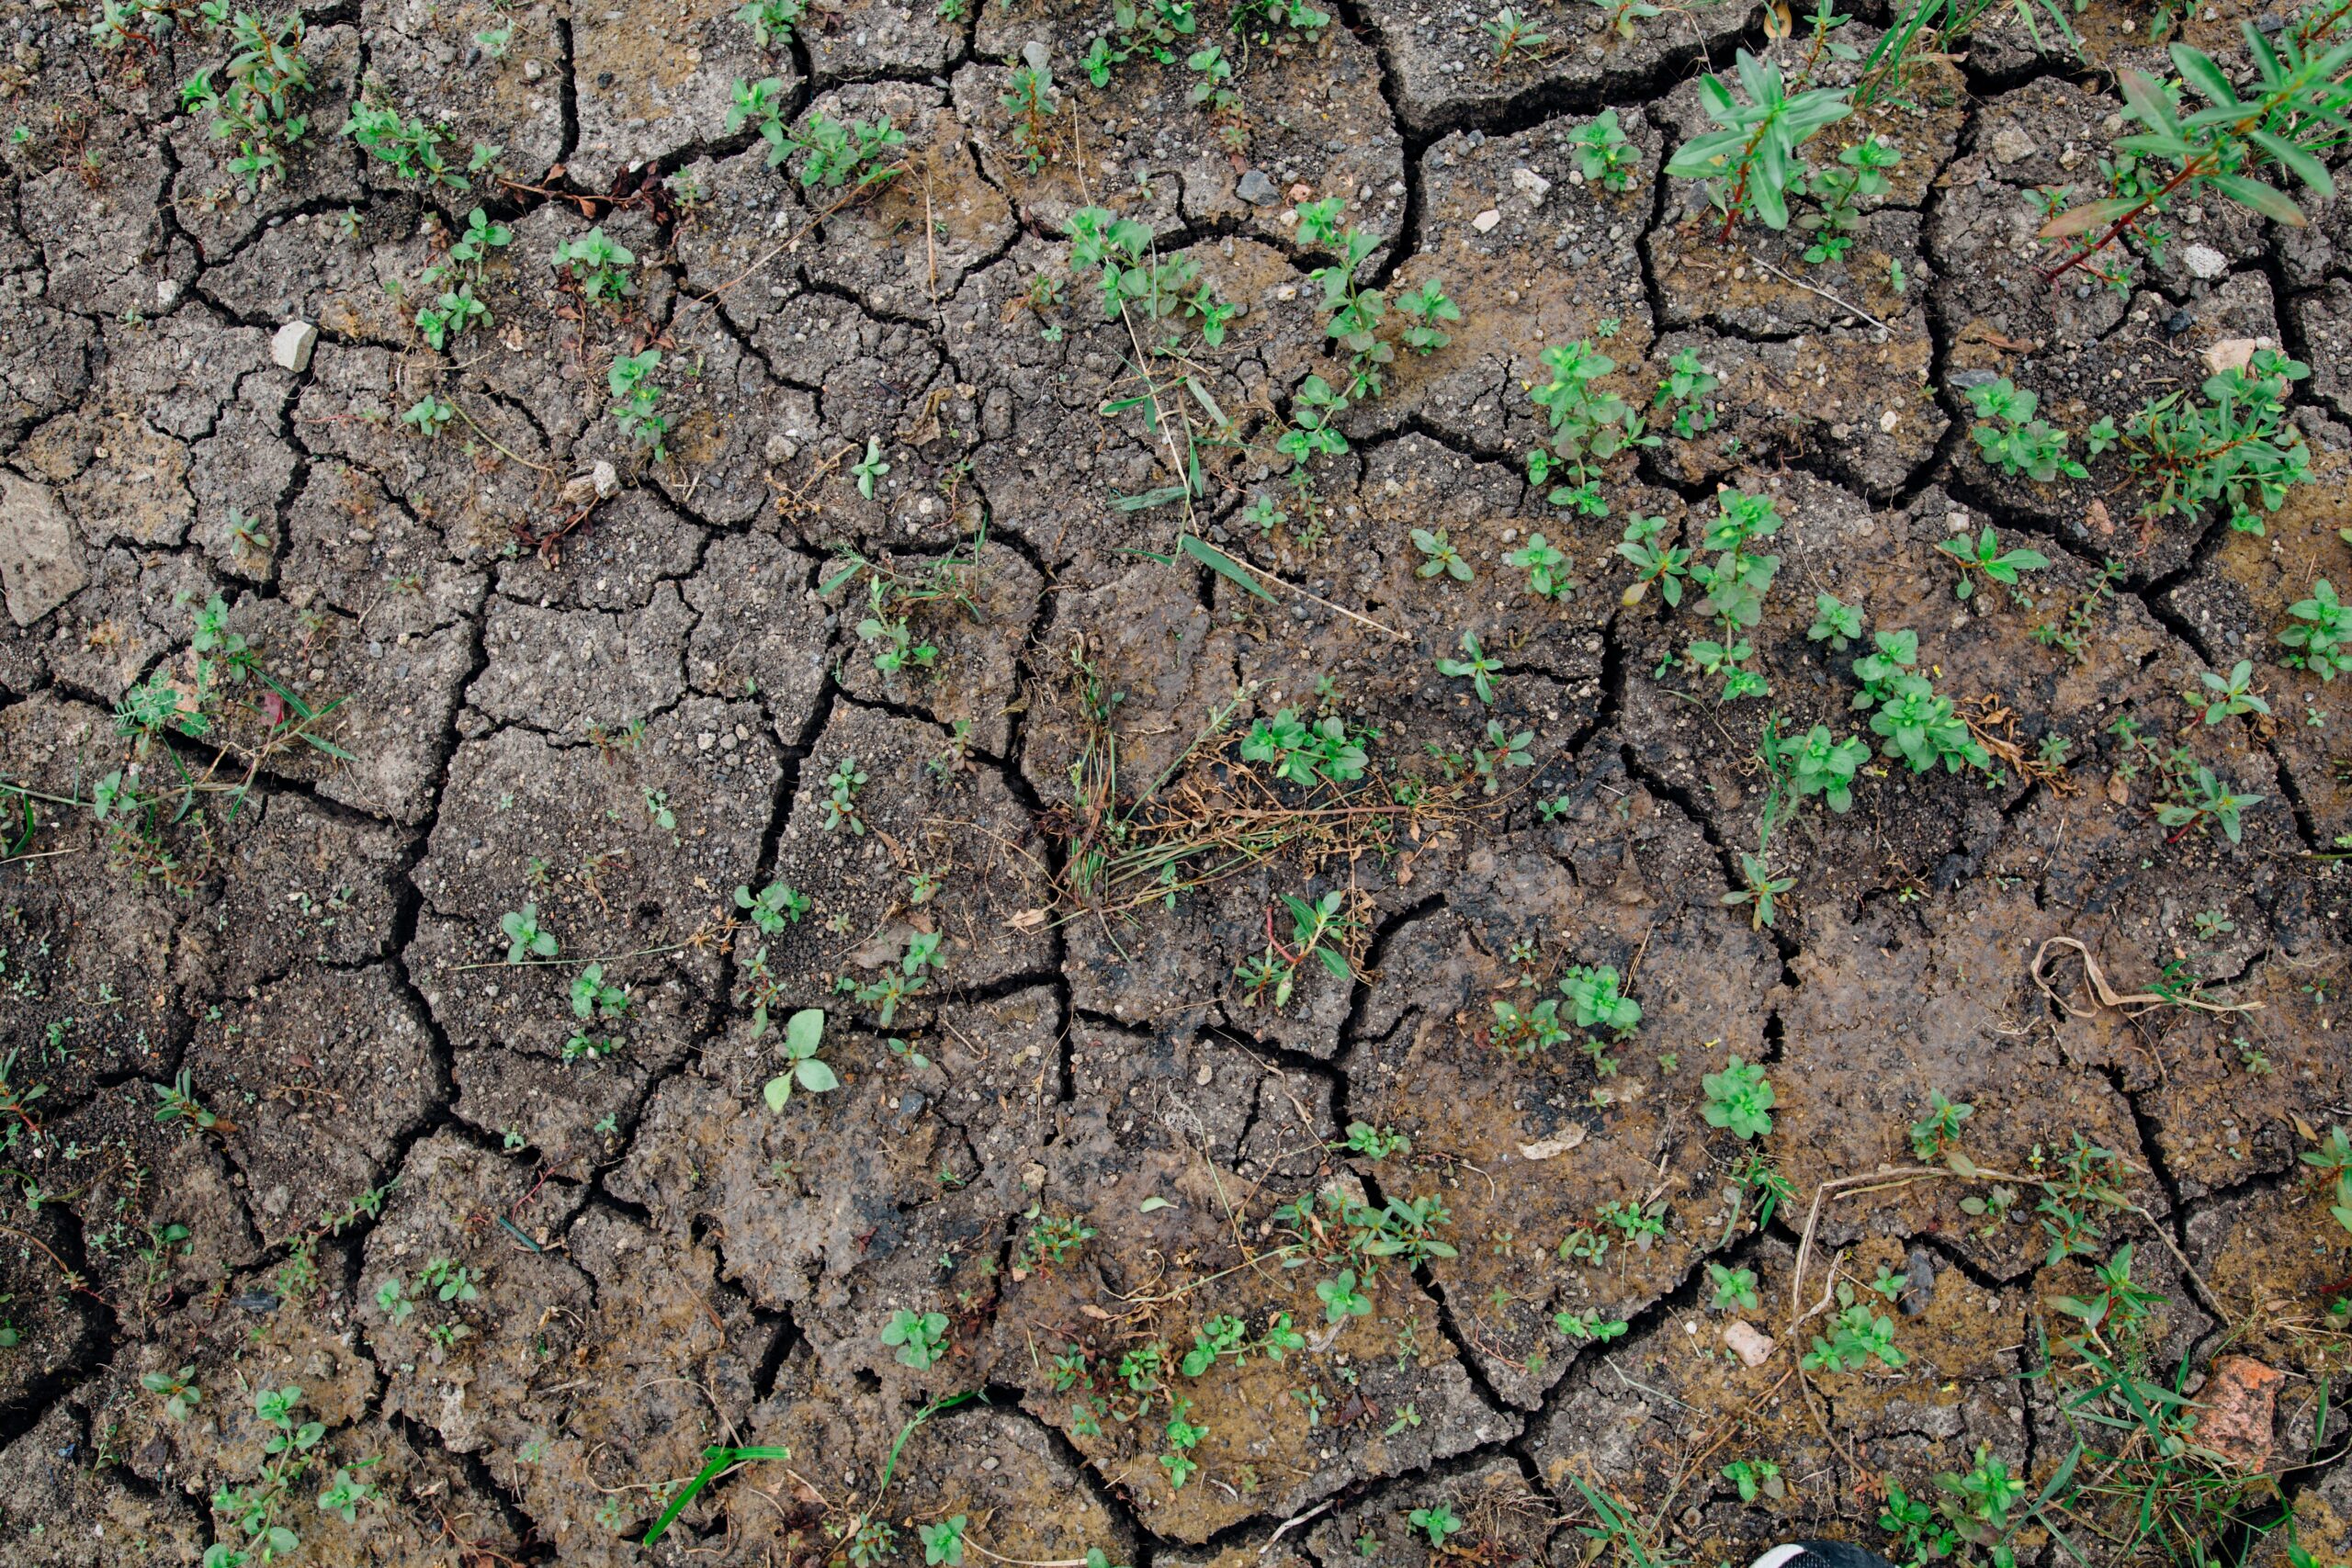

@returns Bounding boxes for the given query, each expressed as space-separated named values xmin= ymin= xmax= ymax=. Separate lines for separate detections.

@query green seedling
xmin=551 ymin=227 xmax=636 ymax=304
xmin=2154 ymin=766 xmax=2261 ymax=844
xmin=1808 ymin=592 xmax=1863 ymax=649
xmin=2283 ymin=578 xmax=2348 ymax=679
xmin=1908 ymin=1089 xmax=1973 ymax=1161
xmin=141 ymin=1364 xmax=202 ymax=1422
xmin=2197 ymin=659 xmax=2269 ymax=724
xmin=735 ymin=0 xmax=807 ymax=46
xmin=735 ymin=880 xmax=811 ymax=933
xmin=1411 ymin=527 xmax=1475 ymax=581
xmin=1317 ymin=1268 xmax=1372 ymax=1324
xmin=1707 ymin=1261 xmax=1760 ymax=1312
xmin=1574 ymin=108 xmax=1638 ymax=190
xmin=500 ymin=904 xmax=557 ymax=963
xmin=1487 ymin=7 xmax=1549 ymax=68
xmin=1964 ymin=379 xmax=2086 ymax=482
xmin=1408 ymin=1506 xmax=1464 ymax=1547
xmin=1702 ymin=1056 xmax=1775 ymax=1139
xmin=762 ymin=1010 xmax=837 ymax=1109
xmin=1666 ymin=50 xmax=1853 ymax=235
xmin=1240 ymin=708 xmax=1370 ymax=787
xmin=882 ymin=1309 xmax=950 ymax=1369
xmin=1617 ymin=513 xmax=1690 ymax=607
xmin=1937 ymin=525 xmax=2050 ymax=600
xmin=1724 ymin=1458 xmax=1784 ymax=1502
xmin=1505 ymin=534 xmax=1572 ymax=600
xmin=1436 ymin=631 xmax=1502 ymax=705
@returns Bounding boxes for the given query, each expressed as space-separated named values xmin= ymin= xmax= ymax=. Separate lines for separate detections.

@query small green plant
xmin=141 ymin=1364 xmax=202 ymax=1422
xmin=1018 ymin=1213 xmax=1097 ymax=1269
xmin=1408 ymin=1505 xmax=1464 ymax=1547
xmin=1527 ymin=339 xmax=1646 ymax=511
xmin=2111 ymin=350 xmax=2312 ymax=535
xmin=1767 ymin=722 xmax=1871 ymax=813
xmin=2154 ymin=765 xmax=2262 ymax=844
xmin=413 ymin=278 xmax=490 ymax=351
xmin=762 ymin=1010 xmax=837 ymax=1109
xmin=1574 ymin=107 xmax=1638 ymax=190
xmin=1804 ymin=1293 xmax=1906 ymax=1372
xmin=2197 ymin=659 xmax=2270 ymax=724
xmin=1338 ymin=1122 xmax=1412 ymax=1160
xmin=1561 ymin=964 xmax=1640 ymax=1032
xmin=1486 ymin=7 xmax=1549 ymax=68
xmin=343 ymin=94 xmax=466 ymax=186
xmin=500 ymin=904 xmax=557 ymax=964
xmin=1436 ymin=631 xmax=1502 ymax=705
xmin=2049 ymin=1243 xmax=2166 ymax=1351
xmin=1707 ymin=1261 xmax=1760 ymax=1312
xmin=852 ymin=436 xmax=891 ymax=499
xmin=994 ymin=56 xmax=1058 ymax=173
xmin=2037 ymin=35 xmax=2352 ymax=288
xmin=882 ymin=1309 xmax=949 ymax=1370
xmin=153 ymin=1069 xmax=220 ymax=1134
xmin=735 ymin=880 xmax=811 ymax=933
xmin=919 ymin=1517 xmax=967 ymax=1567
xmin=762 ymin=99 xmax=908 ymax=192
xmin=1411 ymin=527 xmax=1475 ymax=581
xmin=554 ymin=227 xmax=635 ymax=305
xmin=1240 ymin=708 xmax=1370 ymax=787
xmin=1236 ymin=891 xmax=1356 ymax=1010
xmin=566 ymin=963 xmax=628 ymax=1060
xmin=735 ymin=0 xmax=807 ymax=47
xmin=1908 ymin=1089 xmax=1974 ymax=1161
xmin=1654 ymin=347 xmax=1718 ymax=437
xmin=822 ymin=757 xmax=869 ymax=834
xmin=400 ymin=394 xmax=456 ymax=438
xmin=1798 ymin=137 xmax=1900 ymax=262
xmin=1396 ymin=278 xmax=1462 ymax=355
xmin=1702 ymin=1056 xmax=1774 ymax=1139
xmin=1505 ymin=533 xmax=1572 ymax=600
xmin=1554 ymin=1307 xmax=1630 ymax=1341
xmin=1936 ymin=525 xmax=2050 ymax=601
xmin=208 ymin=1383 xmax=334 ymax=1565
xmin=609 ymin=349 xmax=671 ymax=459
xmin=1665 ymin=51 xmax=1853 ymax=235
xmin=1934 ymin=1442 xmax=2027 ymax=1554
xmin=183 ymin=12 xmax=313 ymax=189
xmin=1317 ymin=1268 xmax=1372 ymax=1324
xmin=1808 ymin=592 xmax=1863 ymax=649
xmin=1617 ymin=513 xmax=1689 ymax=607
xmin=1964 ymin=380 xmax=2087 ymax=482
xmin=1723 ymin=1457 xmax=1783 ymax=1502
xmin=2283 ymin=579 xmax=2348 ymax=680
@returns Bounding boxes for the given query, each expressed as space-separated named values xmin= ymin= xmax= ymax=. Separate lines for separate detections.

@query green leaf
xmin=1179 ymin=534 xmax=1276 ymax=602
xmin=795 ymin=1057 xmax=840 ymax=1093
xmin=2250 ymin=129 xmax=2334 ymax=197
xmin=1110 ymin=484 xmax=1191 ymax=513
xmin=784 ymin=1008 xmax=826 ymax=1059
xmin=2037 ymin=197 xmax=2140 ymax=240
xmin=763 ymin=1074 xmax=794 ymax=1111
xmin=2208 ymin=172 xmax=2307 ymax=226
xmin=2167 ymin=44 xmax=2240 ymax=109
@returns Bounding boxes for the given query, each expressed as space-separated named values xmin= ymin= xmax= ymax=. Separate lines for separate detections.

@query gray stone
xmin=2181 ymin=243 xmax=2229 ymax=280
xmin=270 ymin=319 xmax=317 ymax=372
xmin=1236 ymin=169 xmax=1278 ymax=206
xmin=1989 ymin=127 xmax=2036 ymax=165
xmin=0 ymin=470 xmax=86 ymax=626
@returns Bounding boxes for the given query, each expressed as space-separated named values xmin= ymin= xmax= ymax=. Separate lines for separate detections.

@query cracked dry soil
xmin=2 ymin=0 xmax=2351 ymax=1563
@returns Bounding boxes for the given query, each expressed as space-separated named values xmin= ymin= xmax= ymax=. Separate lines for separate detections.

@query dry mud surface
xmin=3 ymin=0 xmax=2352 ymax=1564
